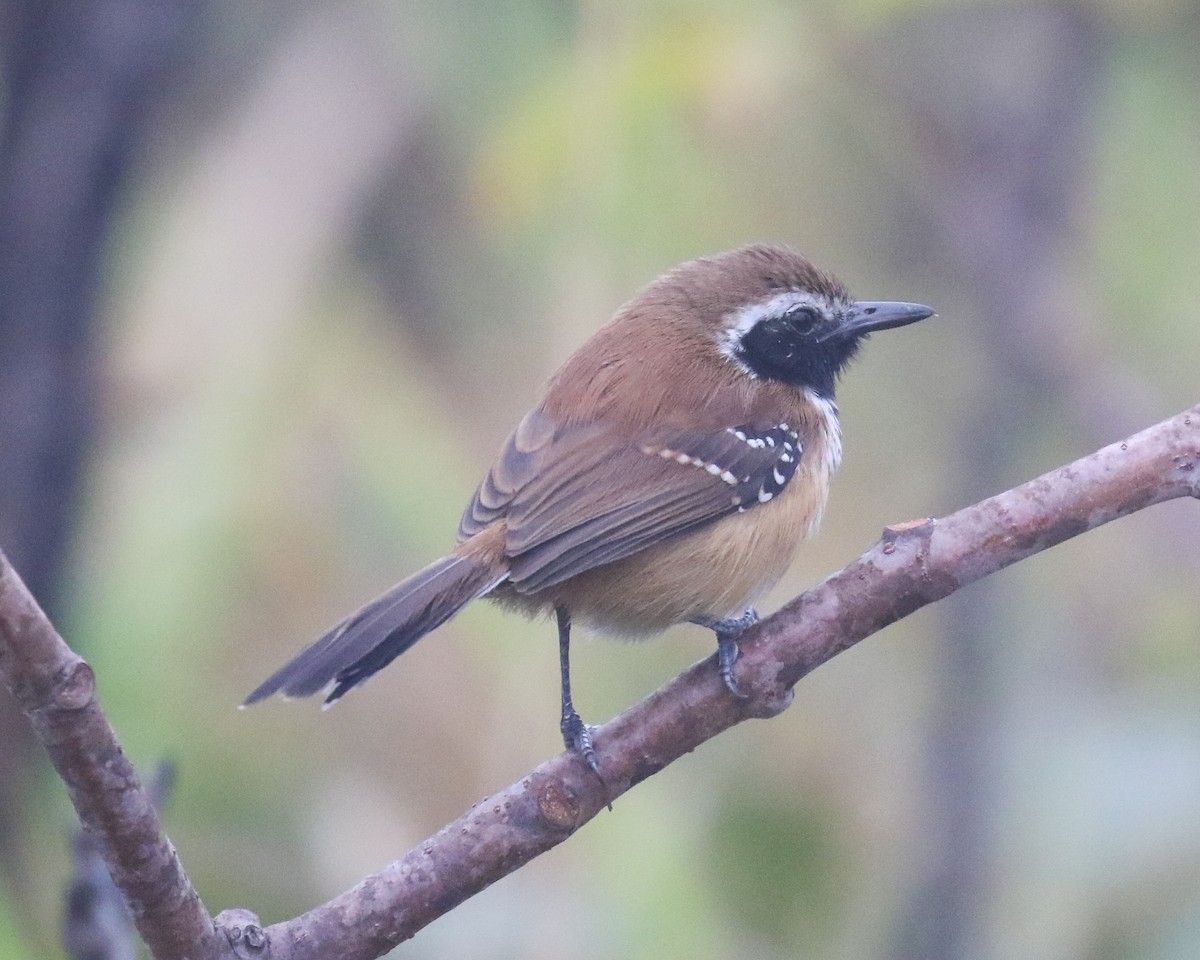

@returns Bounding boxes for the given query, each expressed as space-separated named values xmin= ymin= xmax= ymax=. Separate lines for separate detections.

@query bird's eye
xmin=782 ymin=305 xmax=820 ymax=329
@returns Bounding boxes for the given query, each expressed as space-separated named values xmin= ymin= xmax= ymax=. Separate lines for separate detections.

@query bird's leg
xmin=556 ymin=606 xmax=600 ymax=773
xmin=692 ymin=609 xmax=759 ymax=699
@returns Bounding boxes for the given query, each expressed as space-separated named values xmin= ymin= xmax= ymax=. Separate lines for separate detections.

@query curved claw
xmin=694 ymin=608 xmax=760 ymax=699
xmin=717 ymin=637 xmax=748 ymax=699
xmin=561 ymin=709 xmax=601 ymax=774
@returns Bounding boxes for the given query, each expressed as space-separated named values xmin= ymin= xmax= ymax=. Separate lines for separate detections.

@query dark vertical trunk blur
xmin=870 ymin=7 xmax=1110 ymax=958
xmin=0 ymin=0 xmax=203 ymax=908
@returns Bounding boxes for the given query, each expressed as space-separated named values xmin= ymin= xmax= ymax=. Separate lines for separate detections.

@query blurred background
xmin=2 ymin=0 xmax=1200 ymax=957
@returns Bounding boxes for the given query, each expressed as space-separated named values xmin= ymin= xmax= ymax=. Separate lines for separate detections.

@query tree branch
xmin=64 ymin=761 xmax=176 ymax=960
xmin=255 ymin=402 xmax=1200 ymax=959
xmin=1 ymin=404 xmax=1197 ymax=959
xmin=0 ymin=560 xmax=224 ymax=960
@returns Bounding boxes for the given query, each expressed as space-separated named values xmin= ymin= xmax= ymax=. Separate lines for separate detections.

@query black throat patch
xmin=735 ymin=316 xmax=862 ymax=399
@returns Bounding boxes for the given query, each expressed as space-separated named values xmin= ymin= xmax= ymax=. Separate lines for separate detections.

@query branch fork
xmin=1 ymin=403 xmax=1197 ymax=959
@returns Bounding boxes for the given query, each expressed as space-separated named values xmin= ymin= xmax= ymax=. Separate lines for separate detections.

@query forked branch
xmin=1 ymin=404 xmax=1197 ymax=960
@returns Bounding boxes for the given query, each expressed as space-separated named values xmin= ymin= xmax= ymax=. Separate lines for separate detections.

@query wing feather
xmin=458 ymin=411 xmax=803 ymax=592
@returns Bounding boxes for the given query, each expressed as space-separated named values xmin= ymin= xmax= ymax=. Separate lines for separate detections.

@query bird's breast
xmin=528 ymin=418 xmax=838 ymax=636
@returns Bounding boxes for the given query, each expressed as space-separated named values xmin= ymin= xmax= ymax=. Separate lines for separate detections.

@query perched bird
xmin=244 ymin=245 xmax=932 ymax=771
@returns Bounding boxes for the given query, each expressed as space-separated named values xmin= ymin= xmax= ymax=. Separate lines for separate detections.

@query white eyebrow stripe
xmin=715 ymin=290 xmax=846 ymax=373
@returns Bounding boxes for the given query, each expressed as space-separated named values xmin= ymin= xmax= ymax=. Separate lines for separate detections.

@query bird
xmin=243 ymin=244 xmax=933 ymax=772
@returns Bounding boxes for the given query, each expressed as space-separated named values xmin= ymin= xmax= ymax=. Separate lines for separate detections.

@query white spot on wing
xmin=641 ymin=442 xmax=744 ymax=488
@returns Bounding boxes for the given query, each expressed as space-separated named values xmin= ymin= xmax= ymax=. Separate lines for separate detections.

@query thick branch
xmin=0 ymin=560 xmax=224 ymax=960
xmin=259 ymin=408 xmax=1200 ymax=958
xmin=1 ymin=405 xmax=1197 ymax=960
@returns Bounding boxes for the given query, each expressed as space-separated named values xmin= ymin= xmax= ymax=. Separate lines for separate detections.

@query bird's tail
xmin=243 ymin=551 xmax=506 ymax=707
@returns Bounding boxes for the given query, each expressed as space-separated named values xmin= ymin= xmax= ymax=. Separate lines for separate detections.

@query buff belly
xmin=490 ymin=461 xmax=830 ymax=636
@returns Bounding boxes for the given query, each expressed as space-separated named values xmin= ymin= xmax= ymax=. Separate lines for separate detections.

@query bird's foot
xmin=561 ymin=708 xmax=600 ymax=774
xmin=694 ymin=608 xmax=759 ymax=699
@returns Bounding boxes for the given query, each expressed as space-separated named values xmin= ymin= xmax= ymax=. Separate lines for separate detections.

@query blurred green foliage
xmin=4 ymin=0 xmax=1200 ymax=958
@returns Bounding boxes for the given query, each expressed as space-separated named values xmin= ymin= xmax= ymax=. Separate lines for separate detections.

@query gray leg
xmin=557 ymin=606 xmax=599 ymax=773
xmin=692 ymin=609 xmax=759 ymax=698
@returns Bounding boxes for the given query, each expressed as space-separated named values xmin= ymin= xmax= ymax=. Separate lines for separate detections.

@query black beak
xmin=818 ymin=301 xmax=935 ymax=342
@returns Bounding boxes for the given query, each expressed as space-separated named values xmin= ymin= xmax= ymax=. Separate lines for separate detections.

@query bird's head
xmin=665 ymin=245 xmax=934 ymax=399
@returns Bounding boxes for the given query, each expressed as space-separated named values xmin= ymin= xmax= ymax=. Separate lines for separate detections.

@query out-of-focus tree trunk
xmin=869 ymin=7 xmax=1110 ymax=958
xmin=0 ymin=0 xmax=204 ymax=902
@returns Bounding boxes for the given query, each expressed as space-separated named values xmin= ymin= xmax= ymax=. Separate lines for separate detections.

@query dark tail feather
xmin=243 ymin=553 xmax=505 ymax=707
